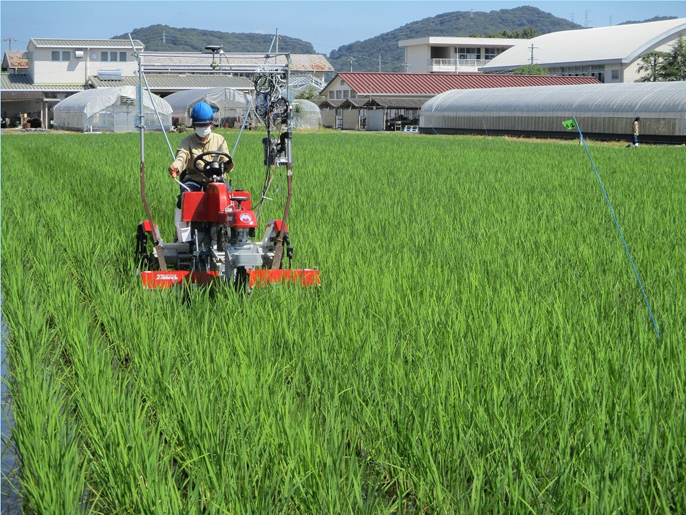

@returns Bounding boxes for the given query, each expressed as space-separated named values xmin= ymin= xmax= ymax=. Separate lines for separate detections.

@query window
xmin=350 ymin=91 xmax=357 ymax=99
xmin=52 ymin=50 xmax=70 ymax=61
xmin=329 ymin=91 xmax=335 ymax=99
xmin=611 ymin=69 xmax=619 ymax=80
xmin=335 ymin=90 xmax=342 ymax=99
xmin=458 ymin=48 xmax=481 ymax=60
xmin=343 ymin=90 xmax=349 ymax=99
xmin=485 ymin=48 xmax=503 ymax=60
xmin=101 ymin=51 xmax=126 ymax=62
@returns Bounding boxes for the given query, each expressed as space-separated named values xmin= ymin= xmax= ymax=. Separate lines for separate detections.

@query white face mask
xmin=195 ymin=125 xmax=211 ymax=138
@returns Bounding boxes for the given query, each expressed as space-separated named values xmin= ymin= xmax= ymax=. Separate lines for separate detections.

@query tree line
xmin=637 ymin=36 xmax=686 ymax=81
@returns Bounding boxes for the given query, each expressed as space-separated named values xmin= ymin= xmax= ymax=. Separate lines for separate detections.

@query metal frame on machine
xmin=127 ymin=33 xmax=296 ymax=273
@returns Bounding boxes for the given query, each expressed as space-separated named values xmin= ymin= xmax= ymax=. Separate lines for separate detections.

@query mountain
xmin=328 ymin=6 xmax=581 ymax=72
xmin=619 ymin=16 xmax=677 ymax=25
xmin=111 ymin=24 xmax=316 ymax=54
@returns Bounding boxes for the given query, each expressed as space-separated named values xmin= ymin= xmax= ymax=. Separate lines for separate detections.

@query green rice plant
xmin=2 ymin=130 xmax=685 ymax=512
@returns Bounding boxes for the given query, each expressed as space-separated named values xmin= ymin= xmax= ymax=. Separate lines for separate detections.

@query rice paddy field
xmin=1 ymin=129 xmax=685 ymax=512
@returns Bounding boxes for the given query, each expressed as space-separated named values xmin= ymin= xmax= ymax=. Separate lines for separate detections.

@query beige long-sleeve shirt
xmin=171 ymin=132 xmax=230 ymax=184
xmin=633 ymin=120 xmax=640 ymax=136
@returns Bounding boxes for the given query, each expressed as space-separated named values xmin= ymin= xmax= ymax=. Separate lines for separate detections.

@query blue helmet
xmin=190 ymin=101 xmax=214 ymax=126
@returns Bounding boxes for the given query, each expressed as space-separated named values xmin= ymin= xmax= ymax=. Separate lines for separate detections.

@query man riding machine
xmin=168 ymin=101 xmax=232 ymax=243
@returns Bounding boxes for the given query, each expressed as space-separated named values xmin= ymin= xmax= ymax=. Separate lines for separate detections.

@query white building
xmin=481 ymin=18 xmax=686 ymax=82
xmin=26 ymin=38 xmax=143 ymax=85
xmin=398 ymin=37 xmax=523 ymax=74
xmin=3 ymin=37 xmax=333 ymax=128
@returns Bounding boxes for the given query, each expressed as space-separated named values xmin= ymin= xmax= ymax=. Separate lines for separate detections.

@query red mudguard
xmin=248 ymin=269 xmax=320 ymax=288
xmin=140 ymin=269 xmax=320 ymax=289
xmin=140 ymin=271 xmax=219 ymax=289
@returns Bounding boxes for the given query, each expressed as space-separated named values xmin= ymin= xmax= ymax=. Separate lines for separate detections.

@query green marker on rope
xmin=562 ymin=119 xmax=578 ymax=130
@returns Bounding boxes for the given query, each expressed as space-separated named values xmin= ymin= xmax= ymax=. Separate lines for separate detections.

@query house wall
xmin=405 ymin=45 xmax=429 ymax=73
xmin=28 ymin=45 xmax=138 ymax=84
xmin=322 ymin=77 xmax=356 ymax=100
xmin=513 ymin=31 xmax=685 ymax=83
xmin=341 ymin=108 xmax=360 ymax=130
xmin=402 ymin=40 xmax=516 ymax=73
xmin=366 ymin=110 xmax=384 ymax=131
xmin=321 ymin=108 xmax=336 ymax=128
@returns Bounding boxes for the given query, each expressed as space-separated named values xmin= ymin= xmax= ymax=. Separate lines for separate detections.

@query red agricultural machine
xmin=131 ymin=39 xmax=319 ymax=292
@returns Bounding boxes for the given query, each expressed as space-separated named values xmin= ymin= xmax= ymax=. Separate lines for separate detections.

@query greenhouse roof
xmin=54 ymin=86 xmax=171 ymax=116
xmin=164 ymin=87 xmax=250 ymax=112
xmin=420 ymin=81 xmax=686 ymax=117
xmin=482 ymin=18 xmax=686 ymax=71
xmin=292 ymin=99 xmax=322 ymax=112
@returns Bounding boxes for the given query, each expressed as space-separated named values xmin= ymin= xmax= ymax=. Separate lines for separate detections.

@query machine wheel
xmin=234 ymin=267 xmax=250 ymax=295
xmin=135 ymin=225 xmax=159 ymax=271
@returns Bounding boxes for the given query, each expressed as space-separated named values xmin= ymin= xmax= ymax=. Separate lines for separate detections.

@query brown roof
xmin=363 ymin=96 xmax=430 ymax=109
xmin=3 ymin=51 xmax=28 ymax=69
xmin=327 ymin=72 xmax=599 ymax=96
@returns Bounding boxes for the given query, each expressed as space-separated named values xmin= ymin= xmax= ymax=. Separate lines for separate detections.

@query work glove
xmin=169 ymin=165 xmax=178 ymax=179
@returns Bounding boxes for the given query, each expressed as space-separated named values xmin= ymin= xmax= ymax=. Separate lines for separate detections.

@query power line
xmin=346 ymin=56 xmax=355 ymax=72
xmin=4 ymin=37 xmax=17 ymax=51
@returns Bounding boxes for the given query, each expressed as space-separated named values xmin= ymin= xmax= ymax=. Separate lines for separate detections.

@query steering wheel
xmin=193 ymin=151 xmax=233 ymax=177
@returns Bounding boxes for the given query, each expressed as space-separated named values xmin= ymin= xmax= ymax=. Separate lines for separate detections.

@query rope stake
xmin=570 ymin=117 xmax=660 ymax=339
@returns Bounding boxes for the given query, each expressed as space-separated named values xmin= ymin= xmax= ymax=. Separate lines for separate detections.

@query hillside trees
xmin=513 ymin=64 xmax=549 ymax=75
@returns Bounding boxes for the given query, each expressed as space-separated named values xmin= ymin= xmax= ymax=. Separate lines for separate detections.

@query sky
xmin=1 ymin=1 xmax=685 ymax=55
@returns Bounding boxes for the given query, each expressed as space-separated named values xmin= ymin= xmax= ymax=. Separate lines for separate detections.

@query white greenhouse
xmin=163 ymin=88 xmax=250 ymax=128
xmin=420 ymin=81 xmax=686 ymax=143
xmin=53 ymin=86 xmax=172 ymax=132
xmin=292 ymin=99 xmax=322 ymax=129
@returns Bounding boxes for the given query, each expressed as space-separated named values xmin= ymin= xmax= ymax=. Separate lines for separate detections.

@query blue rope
xmin=574 ymin=117 xmax=660 ymax=339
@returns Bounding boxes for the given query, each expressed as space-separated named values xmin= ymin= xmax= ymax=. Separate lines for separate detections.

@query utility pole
xmin=378 ymin=54 xmax=381 ymax=73
xmin=346 ymin=56 xmax=355 ymax=72
xmin=162 ymin=30 xmax=166 ymax=44
xmin=529 ymin=44 xmax=538 ymax=66
xmin=275 ymin=28 xmax=279 ymax=53
xmin=584 ymin=9 xmax=591 ymax=28
xmin=4 ymin=37 xmax=16 ymax=51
